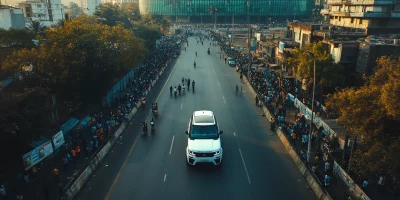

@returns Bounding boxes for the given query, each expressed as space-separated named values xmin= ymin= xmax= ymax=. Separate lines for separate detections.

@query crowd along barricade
xmin=64 ymin=63 xmax=169 ymax=200
xmin=243 ymin=75 xmax=333 ymax=200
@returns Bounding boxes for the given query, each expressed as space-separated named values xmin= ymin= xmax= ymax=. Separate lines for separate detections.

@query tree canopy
xmin=325 ymin=56 xmax=400 ymax=180
xmin=288 ymin=41 xmax=346 ymax=90
xmin=2 ymin=16 xmax=146 ymax=102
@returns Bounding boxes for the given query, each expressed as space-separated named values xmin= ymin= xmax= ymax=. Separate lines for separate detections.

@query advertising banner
xmin=52 ymin=130 xmax=65 ymax=150
xmin=278 ymin=41 xmax=285 ymax=53
xmin=287 ymin=93 xmax=295 ymax=103
xmin=22 ymin=140 xmax=54 ymax=171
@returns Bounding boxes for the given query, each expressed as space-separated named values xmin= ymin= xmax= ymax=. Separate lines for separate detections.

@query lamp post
xmin=214 ymin=9 xmax=218 ymax=31
xmin=247 ymin=0 xmax=251 ymax=73
xmin=307 ymin=51 xmax=316 ymax=163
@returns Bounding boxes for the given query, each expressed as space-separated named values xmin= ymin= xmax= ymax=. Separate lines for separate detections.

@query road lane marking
xmin=105 ymin=54 xmax=182 ymax=200
xmin=218 ymin=81 xmax=220 ymax=86
xmin=155 ymin=55 xmax=182 ymax=102
xmin=164 ymin=174 xmax=167 ymax=182
xmin=180 ymin=102 xmax=183 ymax=110
xmin=222 ymin=96 xmax=226 ymax=104
xmin=239 ymin=148 xmax=252 ymax=184
xmin=169 ymin=136 xmax=175 ymax=154
xmin=234 ymin=132 xmax=236 ymax=137
xmin=105 ymin=135 xmax=140 ymax=200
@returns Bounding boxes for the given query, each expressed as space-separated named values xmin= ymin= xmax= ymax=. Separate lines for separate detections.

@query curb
xmin=243 ymin=76 xmax=332 ymax=200
xmin=65 ymin=66 xmax=167 ymax=200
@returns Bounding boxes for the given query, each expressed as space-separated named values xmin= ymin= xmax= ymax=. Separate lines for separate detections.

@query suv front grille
xmin=196 ymin=153 xmax=214 ymax=157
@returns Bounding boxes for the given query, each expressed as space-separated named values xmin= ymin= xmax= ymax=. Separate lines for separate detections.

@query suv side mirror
xmin=185 ymin=131 xmax=189 ymax=135
xmin=219 ymin=130 xmax=223 ymax=134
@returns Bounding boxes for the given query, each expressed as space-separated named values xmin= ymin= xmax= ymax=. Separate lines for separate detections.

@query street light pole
xmin=307 ymin=53 xmax=316 ymax=163
xmin=247 ymin=0 xmax=251 ymax=73
xmin=214 ymin=9 xmax=217 ymax=31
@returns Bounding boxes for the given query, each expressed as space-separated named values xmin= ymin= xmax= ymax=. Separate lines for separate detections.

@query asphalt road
xmin=77 ymin=35 xmax=316 ymax=200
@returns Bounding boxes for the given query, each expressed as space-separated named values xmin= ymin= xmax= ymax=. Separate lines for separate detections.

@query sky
xmin=1 ymin=0 xmax=79 ymax=7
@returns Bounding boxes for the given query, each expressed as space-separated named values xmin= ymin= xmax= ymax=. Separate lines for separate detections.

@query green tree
xmin=132 ymin=24 xmax=162 ymax=49
xmin=95 ymin=3 xmax=126 ymax=27
xmin=121 ymin=2 xmax=140 ymax=21
xmin=27 ymin=21 xmax=46 ymax=36
xmin=35 ymin=16 xmax=145 ymax=101
xmin=288 ymin=41 xmax=345 ymax=93
xmin=69 ymin=2 xmax=83 ymax=18
xmin=325 ymin=56 xmax=400 ymax=180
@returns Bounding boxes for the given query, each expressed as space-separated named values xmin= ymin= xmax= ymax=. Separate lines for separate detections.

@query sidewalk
xmin=246 ymin=69 xmax=399 ymax=200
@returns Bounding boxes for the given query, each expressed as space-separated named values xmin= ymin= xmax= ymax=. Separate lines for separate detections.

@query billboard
xmin=278 ymin=41 xmax=285 ymax=53
xmin=22 ymin=140 xmax=54 ymax=171
xmin=52 ymin=130 xmax=65 ymax=150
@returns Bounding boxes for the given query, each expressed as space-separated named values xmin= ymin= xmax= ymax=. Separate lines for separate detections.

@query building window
xmin=351 ymin=18 xmax=354 ymax=23
xmin=359 ymin=19 xmax=363 ymax=24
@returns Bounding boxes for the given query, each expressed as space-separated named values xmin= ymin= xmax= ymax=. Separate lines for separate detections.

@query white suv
xmin=185 ymin=110 xmax=223 ymax=166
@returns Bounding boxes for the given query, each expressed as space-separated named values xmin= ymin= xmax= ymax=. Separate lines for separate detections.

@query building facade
xmin=0 ymin=5 xmax=26 ymax=29
xmin=321 ymin=0 xmax=400 ymax=34
xmin=18 ymin=0 xmax=64 ymax=27
xmin=139 ymin=0 xmax=315 ymax=21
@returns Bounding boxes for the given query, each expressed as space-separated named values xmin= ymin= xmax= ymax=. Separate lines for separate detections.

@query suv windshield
xmin=190 ymin=124 xmax=218 ymax=139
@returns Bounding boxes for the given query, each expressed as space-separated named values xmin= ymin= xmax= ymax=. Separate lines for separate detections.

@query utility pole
xmin=231 ymin=13 xmax=234 ymax=47
xmin=307 ymin=52 xmax=316 ymax=163
xmin=247 ymin=0 xmax=251 ymax=73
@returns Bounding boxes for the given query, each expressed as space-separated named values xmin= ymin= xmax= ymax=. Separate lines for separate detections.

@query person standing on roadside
xmin=76 ymin=144 xmax=81 ymax=159
xmin=52 ymin=168 xmax=60 ymax=182
xmin=71 ymin=149 xmax=76 ymax=164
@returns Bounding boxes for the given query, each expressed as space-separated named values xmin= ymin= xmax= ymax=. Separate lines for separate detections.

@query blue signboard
xmin=250 ymin=46 xmax=256 ymax=51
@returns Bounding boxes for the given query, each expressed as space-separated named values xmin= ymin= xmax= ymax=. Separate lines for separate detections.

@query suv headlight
xmin=188 ymin=150 xmax=196 ymax=156
xmin=214 ymin=150 xmax=221 ymax=156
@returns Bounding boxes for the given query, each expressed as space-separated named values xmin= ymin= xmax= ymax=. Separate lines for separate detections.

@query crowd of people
xmin=51 ymin=34 xmax=185 ymax=197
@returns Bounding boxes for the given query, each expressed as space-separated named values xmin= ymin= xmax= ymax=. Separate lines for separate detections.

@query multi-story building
xmin=321 ymin=0 xmax=400 ymax=34
xmin=0 ymin=5 xmax=26 ymax=29
xmin=18 ymin=0 xmax=64 ymax=27
xmin=139 ymin=0 xmax=315 ymax=22
xmin=84 ymin=0 xmax=100 ymax=15
xmin=356 ymin=36 xmax=400 ymax=75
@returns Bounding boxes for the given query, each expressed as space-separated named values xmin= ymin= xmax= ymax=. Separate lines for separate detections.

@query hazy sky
xmin=1 ymin=0 xmax=79 ymax=7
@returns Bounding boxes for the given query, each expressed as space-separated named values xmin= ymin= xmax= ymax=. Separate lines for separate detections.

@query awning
xmin=60 ymin=118 xmax=80 ymax=135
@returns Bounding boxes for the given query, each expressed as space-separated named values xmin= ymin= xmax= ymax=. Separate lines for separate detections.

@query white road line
xmin=222 ymin=96 xmax=226 ymax=104
xmin=218 ymin=81 xmax=220 ymax=86
xmin=169 ymin=136 xmax=175 ymax=154
xmin=234 ymin=132 xmax=236 ymax=137
xmin=239 ymin=149 xmax=252 ymax=184
xmin=180 ymin=102 xmax=183 ymax=110
xmin=164 ymin=174 xmax=167 ymax=182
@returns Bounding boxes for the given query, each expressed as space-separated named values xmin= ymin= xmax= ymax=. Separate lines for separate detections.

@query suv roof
xmin=192 ymin=110 xmax=215 ymax=125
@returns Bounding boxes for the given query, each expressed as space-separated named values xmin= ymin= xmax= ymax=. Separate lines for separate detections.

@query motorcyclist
xmin=170 ymin=86 xmax=173 ymax=95
xmin=182 ymin=84 xmax=186 ymax=92
xmin=142 ymin=121 xmax=147 ymax=134
xmin=195 ymin=52 xmax=197 ymax=57
xmin=152 ymin=103 xmax=158 ymax=112
xmin=178 ymin=84 xmax=182 ymax=95
xmin=150 ymin=118 xmax=155 ymax=129
xmin=182 ymin=77 xmax=184 ymax=85
xmin=192 ymin=80 xmax=195 ymax=90
xmin=187 ymin=78 xmax=191 ymax=88
xmin=194 ymin=61 xmax=196 ymax=67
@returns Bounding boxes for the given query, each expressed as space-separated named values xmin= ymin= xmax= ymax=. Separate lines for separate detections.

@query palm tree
xmin=209 ymin=4 xmax=217 ymax=29
xmin=28 ymin=21 xmax=46 ymax=35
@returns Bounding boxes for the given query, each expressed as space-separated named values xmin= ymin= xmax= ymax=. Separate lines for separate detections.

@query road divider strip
xmin=243 ymin=76 xmax=332 ymax=200
xmin=65 ymin=65 xmax=169 ymax=200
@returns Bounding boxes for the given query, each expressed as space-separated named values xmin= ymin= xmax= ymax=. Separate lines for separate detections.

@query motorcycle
xmin=151 ymin=121 xmax=155 ymax=133
xmin=174 ymin=90 xmax=177 ymax=97
xmin=142 ymin=123 xmax=148 ymax=135
xmin=207 ymin=50 xmax=210 ymax=55
xmin=153 ymin=108 xmax=158 ymax=116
